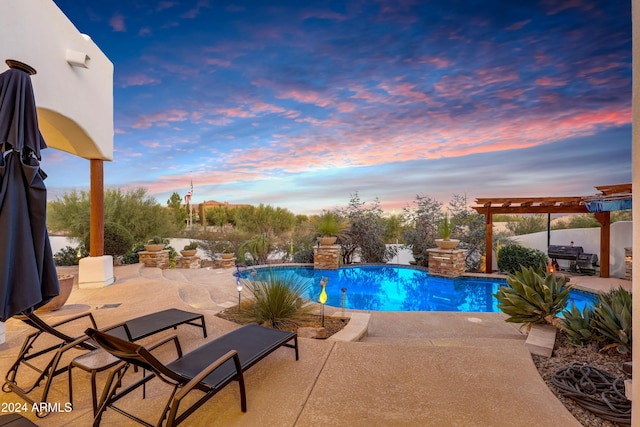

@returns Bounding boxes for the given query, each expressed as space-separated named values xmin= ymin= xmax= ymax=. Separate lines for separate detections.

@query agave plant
xmin=562 ymin=302 xmax=595 ymax=347
xmin=493 ymin=266 xmax=573 ymax=330
xmin=241 ymin=271 xmax=314 ymax=328
xmin=592 ymin=286 xmax=632 ymax=354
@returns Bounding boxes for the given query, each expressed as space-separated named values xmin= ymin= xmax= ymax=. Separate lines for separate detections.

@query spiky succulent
xmin=592 ymin=286 xmax=632 ymax=354
xmin=562 ymin=302 xmax=595 ymax=347
xmin=493 ymin=266 xmax=573 ymax=330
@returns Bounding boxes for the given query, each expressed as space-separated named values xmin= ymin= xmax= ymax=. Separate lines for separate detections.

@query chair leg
xmin=93 ymin=364 xmax=128 ymax=427
xmin=237 ymin=372 xmax=247 ymax=413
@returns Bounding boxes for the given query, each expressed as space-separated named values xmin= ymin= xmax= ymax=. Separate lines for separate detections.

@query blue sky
xmin=44 ymin=0 xmax=631 ymax=214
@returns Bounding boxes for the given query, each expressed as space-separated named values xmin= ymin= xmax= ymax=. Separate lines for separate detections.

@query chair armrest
xmin=102 ymin=321 xmax=133 ymax=340
xmin=147 ymin=335 xmax=183 ymax=359
xmin=59 ymin=334 xmax=96 ymax=353
xmin=51 ymin=311 xmax=98 ymax=329
xmin=173 ymin=350 xmax=241 ymax=402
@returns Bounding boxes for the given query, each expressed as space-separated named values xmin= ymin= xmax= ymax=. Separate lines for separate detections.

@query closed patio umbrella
xmin=0 ymin=61 xmax=59 ymax=321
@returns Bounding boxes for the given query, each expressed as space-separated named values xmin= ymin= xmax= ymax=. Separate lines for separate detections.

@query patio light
xmin=236 ymin=277 xmax=243 ymax=312
xmin=319 ymin=277 xmax=328 ymax=327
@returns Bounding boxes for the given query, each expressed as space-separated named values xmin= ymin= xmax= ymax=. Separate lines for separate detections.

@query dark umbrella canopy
xmin=0 ymin=66 xmax=59 ymax=321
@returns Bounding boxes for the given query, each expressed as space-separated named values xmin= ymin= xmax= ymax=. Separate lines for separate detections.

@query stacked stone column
xmin=314 ymin=245 xmax=340 ymax=270
xmin=427 ymin=248 xmax=465 ymax=278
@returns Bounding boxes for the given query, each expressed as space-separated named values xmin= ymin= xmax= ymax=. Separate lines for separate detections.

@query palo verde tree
xmin=204 ymin=205 xmax=231 ymax=228
xmin=233 ymin=204 xmax=296 ymax=236
xmin=48 ymin=188 xmax=177 ymax=244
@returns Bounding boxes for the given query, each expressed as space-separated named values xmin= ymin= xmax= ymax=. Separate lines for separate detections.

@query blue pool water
xmin=238 ymin=265 xmax=597 ymax=312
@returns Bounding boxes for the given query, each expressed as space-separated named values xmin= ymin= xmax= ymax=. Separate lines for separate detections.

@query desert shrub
xmin=561 ymin=286 xmax=632 ymax=354
xmin=121 ymin=242 xmax=146 ymax=265
xmin=592 ymin=286 xmax=632 ymax=354
xmin=562 ymin=302 xmax=595 ymax=347
xmin=493 ymin=266 xmax=572 ymax=330
xmin=497 ymin=244 xmax=547 ymax=274
xmin=241 ymin=272 xmax=314 ymax=328
xmin=293 ymin=248 xmax=314 ymax=263
xmin=83 ymin=222 xmax=134 ymax=257
xmin=53 ymin=244 xmax=88 ymax=266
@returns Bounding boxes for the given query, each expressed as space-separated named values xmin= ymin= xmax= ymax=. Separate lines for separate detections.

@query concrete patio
xmin=0 ymin=263 xmax=625 ymax=426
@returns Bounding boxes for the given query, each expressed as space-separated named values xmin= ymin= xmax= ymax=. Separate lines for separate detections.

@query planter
xmin=220 ymin=253 xmax=235 ymax=259
xmin=435 ymin=239 xmax=460 ymax=250
xmin=318 ymin=236 xmax=337 ymax=246
xmin=180 ymin=249 xmax=197 ymax=257
xmin=144 ymin=244 xmax=166 ymax=252
xmin=37 ymin=274 xmax=74 ymax=312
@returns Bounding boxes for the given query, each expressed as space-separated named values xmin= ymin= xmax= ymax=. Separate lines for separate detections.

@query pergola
xmin=472 ymin=183 xmax=632 ymax=278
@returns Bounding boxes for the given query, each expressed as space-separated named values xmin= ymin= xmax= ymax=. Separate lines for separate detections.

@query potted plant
xmin=315 ymin=212 xmax=344 ymax=246
xmin=220 ymin=242 xmax=235 ymax=259
xmin=144 ymin=236 xmax=166 ymax=252
xmin=180 ymin=241 xmax=199 ymax=257
xmin=435 ymin=213 xmax=459 ymax=249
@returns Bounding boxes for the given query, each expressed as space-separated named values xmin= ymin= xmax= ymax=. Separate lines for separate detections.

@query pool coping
xmin=326 ymin=311 xmax=370 ymax=342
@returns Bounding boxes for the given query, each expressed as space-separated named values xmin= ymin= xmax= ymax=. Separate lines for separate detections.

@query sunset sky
xmin=44 ymin=0 xmax=631 ymax=214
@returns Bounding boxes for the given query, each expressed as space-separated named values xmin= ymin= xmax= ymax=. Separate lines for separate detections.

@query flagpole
xmin=189 ymin=179 xmax=193 ymax=229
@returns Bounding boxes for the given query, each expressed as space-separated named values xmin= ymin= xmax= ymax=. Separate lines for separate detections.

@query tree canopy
xmin=48 ymin=188 xmax=177 ymax=244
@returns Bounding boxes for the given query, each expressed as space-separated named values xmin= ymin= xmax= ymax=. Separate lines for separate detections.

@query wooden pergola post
xmin=90 ymin=159 xmax=104 ymax=257
xmin=595 ymin=211 xmax=611 ymax=278
xmin=485 ymin=207 xmax=493 ymax=273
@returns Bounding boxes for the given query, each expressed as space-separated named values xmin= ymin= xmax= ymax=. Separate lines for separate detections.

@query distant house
xmin=196 ymin=200 xmax=252 ymax=210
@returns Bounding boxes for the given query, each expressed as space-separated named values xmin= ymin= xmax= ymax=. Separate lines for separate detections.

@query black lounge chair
xmin=3 ymin=309 xmax=206 ymax=417
xmin=86 ymin=323 xmax=298 ymax=427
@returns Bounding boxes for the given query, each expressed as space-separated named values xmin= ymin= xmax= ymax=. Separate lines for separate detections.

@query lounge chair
xmin=86 ymin=323 xmax=298 ymax=427
xmin=3 ymin=309 xmax=206 ymax=417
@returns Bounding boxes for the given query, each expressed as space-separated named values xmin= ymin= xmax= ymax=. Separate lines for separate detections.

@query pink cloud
xmin=204 ymin=58 xmax=232 ymax=67
xmin=109 ymin=13 xmax=126 ymax=32
xmin=132 ymin=109 xmax=190 ymax=129
xmin=543 ymin=0 xmax=594 ymax=15
xmin=156 ymin=1 xmax=177 ymax=12
xmin=139 ymin=27 xmax=152 ymax=37
xmin=475 ymin=67 xmax=519 ymax=86
xmin=119 ymin=73 xmax=161 ymax=88
xmin=301 ymin=10 xmax=347 ymax=21
xmin=505 ymin=20 xmax=531 ymax=31
xmin=275 ymin=88 xmax=333 ymax=107
xmin=409 ymin=56 xmax=453 ymax=69
xmin=181 ymin=0 xmax=210 ymax=19
xmin=534 ymin=76 xmax=568 ymax=87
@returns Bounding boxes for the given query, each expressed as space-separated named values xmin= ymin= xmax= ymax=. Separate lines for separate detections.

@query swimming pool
xmin=238 ymin=265 xmax=597 ymax=313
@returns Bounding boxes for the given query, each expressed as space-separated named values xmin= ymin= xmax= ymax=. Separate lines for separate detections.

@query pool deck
xmin=0 ymin=263 xmax=627 ymax=426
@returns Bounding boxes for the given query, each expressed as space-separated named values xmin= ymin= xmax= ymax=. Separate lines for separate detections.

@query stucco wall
xmin=1 ymin=0 xmax=113 ymax=160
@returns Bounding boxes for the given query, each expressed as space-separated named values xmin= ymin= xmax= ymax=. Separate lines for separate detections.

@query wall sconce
xmin=66 ymin=49 xmax=91 ymax=68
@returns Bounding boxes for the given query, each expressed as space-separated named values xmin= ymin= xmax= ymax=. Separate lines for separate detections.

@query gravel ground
xmin=215 ymin=307 xmax=349 ymax=337
xmin=532 ymin=330 xmax=631 ymax=426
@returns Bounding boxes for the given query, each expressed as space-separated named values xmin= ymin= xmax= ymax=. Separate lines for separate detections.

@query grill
xmin=548 ymin=245 xmax=583 ymax=261
xmin=576 ymin=253 xmax=599 ymax=275
xmin=548 ymin=245 xmax=598 ymax=276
